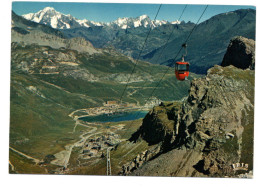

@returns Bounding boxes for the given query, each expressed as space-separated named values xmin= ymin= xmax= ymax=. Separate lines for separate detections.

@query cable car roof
xmin=176 ymin=62 xmax=190 ymax=65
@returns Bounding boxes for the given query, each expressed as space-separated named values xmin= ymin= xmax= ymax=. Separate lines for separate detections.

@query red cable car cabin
xmin=175 ymin=61 xmax=190 ymax=81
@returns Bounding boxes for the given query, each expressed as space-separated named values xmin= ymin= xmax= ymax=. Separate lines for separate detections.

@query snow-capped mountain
xmin=22 ymin=7 xmax=103 ymax=29
xmin=109 ymin=14 xmax=180 ymax=29
xmin=22 ymin=7 xmax=180 ymax=30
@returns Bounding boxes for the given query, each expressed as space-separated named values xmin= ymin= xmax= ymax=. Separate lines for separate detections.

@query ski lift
xmin=175 ymin=43 xmax=189 ymax=81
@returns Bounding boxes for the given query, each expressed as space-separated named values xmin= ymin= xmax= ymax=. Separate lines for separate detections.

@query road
xmin=9 ymin=147 xmax=40 ymax=164
xmin=9 ymin=160 xmax=15 ymax=171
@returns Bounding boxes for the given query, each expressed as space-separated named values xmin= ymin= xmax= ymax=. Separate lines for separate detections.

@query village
xmin=79 ymin=132 xmax=121 ymax=160
xmin=72 ymin=97 xmax=162 ymax=119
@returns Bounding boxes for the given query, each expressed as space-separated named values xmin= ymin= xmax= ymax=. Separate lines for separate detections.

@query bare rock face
xmin=221 ymin=36 xmax=255 ymax=70
xmin=128 ymin=65 xmax=254 ymax=177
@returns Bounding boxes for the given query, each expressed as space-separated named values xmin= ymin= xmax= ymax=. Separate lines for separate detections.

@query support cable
xmin=118 ymin=4 xmax=162 ymax=104
xmin=103 ymin=4 xmax=162 ymax=175
xmin=135 ymin=5 xmax=187 ymax=89
xmin=127 ymin=5 xmax=209 ymax=125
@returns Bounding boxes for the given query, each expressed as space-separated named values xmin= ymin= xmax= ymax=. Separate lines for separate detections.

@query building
xmin=106 ymin=101 xmax=118 ymax=105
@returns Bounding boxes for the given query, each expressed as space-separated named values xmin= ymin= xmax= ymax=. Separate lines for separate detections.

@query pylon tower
xmin=107 ymin=148 xmax=111 ymax=175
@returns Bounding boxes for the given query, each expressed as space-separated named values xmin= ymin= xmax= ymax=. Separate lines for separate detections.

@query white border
xmin=1 ymin=0 xmax=259 ymax=187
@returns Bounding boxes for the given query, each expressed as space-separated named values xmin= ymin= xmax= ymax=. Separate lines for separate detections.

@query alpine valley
xmin=9 ymin=5 xmax=255 ymax=178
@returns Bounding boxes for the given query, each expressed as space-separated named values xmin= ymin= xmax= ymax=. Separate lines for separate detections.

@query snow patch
xmin=171 ymin=20 xmax=181 ymax=24
xmin=76 ymin=19 xmax=90 ymax=27
xmin=42 ymin=7 xmax=55 ymax=12
xmin=23 ymin=13 xmax=34 ymax=20
xmin=50 ymin=16 xmax=58 ymax=28
xmin=121 ymin=25 xmax=128 ymax=29
xmin=139 ymin=15 xmax=148 ymax=20
xmin=134 ymin=20 xmax=141 ymax=27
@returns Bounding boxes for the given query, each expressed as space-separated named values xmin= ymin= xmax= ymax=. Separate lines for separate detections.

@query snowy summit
xmin=22 ymin=7 xmax=180 ymax=29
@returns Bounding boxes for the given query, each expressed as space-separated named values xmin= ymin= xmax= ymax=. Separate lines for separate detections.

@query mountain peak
xmin=42 ymin=7 xmax=55 ymax=12
xmin=139 ymin=14 xmax=149 ymax=20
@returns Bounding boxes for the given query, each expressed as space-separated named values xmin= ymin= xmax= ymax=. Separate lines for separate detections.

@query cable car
xmin=175 ymin=43 xmax=189 ymax=81
xmin=175 ymin=61 xmax=189 ymax=81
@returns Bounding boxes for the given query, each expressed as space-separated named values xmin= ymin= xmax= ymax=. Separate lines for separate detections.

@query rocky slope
xmin=123 ymin=37 xmax=255 ymax=177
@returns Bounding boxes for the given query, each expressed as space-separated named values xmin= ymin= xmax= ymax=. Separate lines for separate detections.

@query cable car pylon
xmin=107 ymin=148 xmax=111 ymax=176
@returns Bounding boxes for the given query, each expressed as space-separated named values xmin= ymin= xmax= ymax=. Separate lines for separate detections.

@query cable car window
xmin=176 ymin=64 xmax=189 ymax=71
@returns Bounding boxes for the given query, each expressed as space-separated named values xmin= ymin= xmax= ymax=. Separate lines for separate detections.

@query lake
xmin=78 ymin=110 xmax=148 ymax=123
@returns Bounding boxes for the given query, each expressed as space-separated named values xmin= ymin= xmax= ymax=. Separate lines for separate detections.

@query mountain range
xmin=21 ymin=7 xmax=256 ymax=74
xmin=23 ymin=7 xmax=180 ymax=30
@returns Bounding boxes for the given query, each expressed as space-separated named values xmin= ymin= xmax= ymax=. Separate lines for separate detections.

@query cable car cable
xmin=135 ymin=4 xmax=188 ymax=89
xmin=101 ymin=4 xmax=206 ymax=175
xmin=126 ymin=5 xmax=209 ymax=126
xmin=180 ymin=5 xmax=208 ymax=49
xmin=152 ymin=5 xmax=187 ymax=65
xmin=152 ymin=5 xmax=187 ymax=67
xmin=103 ymin=4 xmax=162 ymax=134
xmin=118 ymin=4 xmax=162 ymax=104
xmin=117 ymin=4 xmax=188 ymax=139
xmin=143 ymin=5 xmax=208 ymax=103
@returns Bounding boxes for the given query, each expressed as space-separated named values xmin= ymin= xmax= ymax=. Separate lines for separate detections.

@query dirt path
xmin=68 ymin=109 xmax=86 ymax=118
xmin=9 ymin=160 xmax=15 ymax=171
xmin=9 ymin=147 xmax=40 ymax=164
xmin=40 ymin=80 xmax=71 ymax=94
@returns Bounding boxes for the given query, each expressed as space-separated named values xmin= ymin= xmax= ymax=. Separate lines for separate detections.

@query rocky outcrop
xmin=119 ymin=145 xmax=161 ymax=175
xmin=128 ymin=64 xmax=254 ymax=177
xmin=221 ymin=36 xmax=255 ymax=70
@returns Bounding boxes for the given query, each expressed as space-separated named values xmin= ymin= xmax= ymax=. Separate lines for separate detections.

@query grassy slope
xmin=10 ymin=73 xmax=88 ymax=158
xmin=9 ymin=149 xmax=47 ymax=174
xmin=11 ymin=44 xmax=196 ymax=105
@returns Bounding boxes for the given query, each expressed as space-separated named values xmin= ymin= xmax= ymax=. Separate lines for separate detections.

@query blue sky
xmin=12 ymin=2 xmax=255 ymax=23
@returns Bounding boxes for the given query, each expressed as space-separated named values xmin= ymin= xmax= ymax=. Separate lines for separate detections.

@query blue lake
xmin=78 ymin=110 xmax=148 ymax=123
